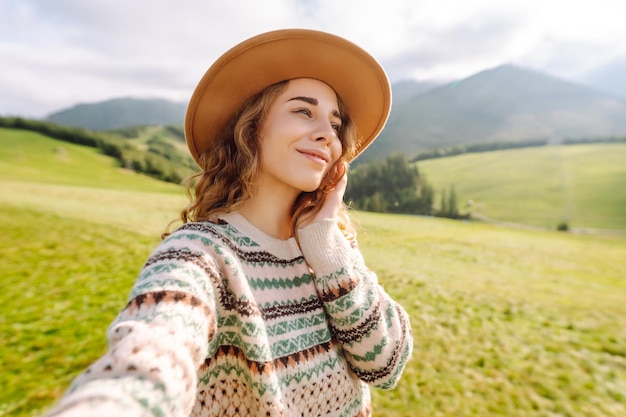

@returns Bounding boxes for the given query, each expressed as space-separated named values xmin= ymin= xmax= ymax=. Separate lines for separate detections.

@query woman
xmin=46 ymin=29 xmax=412 ymax=417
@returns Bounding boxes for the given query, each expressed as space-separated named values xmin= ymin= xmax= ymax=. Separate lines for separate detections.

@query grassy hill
xmin=417 ymin=143 xmax=626 ymax=231
xmin=1 ymin=129 xmax=625 ymax=417
xmin=0 ymin=127 xmax=188 ymax=236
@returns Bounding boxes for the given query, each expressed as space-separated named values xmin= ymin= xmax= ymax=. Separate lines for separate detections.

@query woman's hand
xmin=298 ymin=162 xmax=348 ymax=229
xmin=312 ymin=171 xmax=347 ymax=223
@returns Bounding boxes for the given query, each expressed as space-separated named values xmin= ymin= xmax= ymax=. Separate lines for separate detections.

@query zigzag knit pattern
xmin=46 ymin=212 xmax=413 ymax=417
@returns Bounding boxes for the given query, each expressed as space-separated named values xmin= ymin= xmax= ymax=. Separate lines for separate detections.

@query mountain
xmin=359 ymin=64 xmax=626 ymax=163
xmin=46 ymin=97 xmax=187 ymax=130
xmin=577 ymin=57 xmax=626 ymax=100
xmin=391 ymin=80 xmax=440 ymax=104
xmin=44 ymin=65 xmax=626 ymax=164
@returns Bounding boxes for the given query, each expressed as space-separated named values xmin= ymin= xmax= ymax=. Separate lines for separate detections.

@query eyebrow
xmin=288 ymin=96 xmax=342 ymax=120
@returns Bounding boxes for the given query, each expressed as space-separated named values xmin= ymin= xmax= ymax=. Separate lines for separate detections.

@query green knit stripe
xmin=348 ymin=305 xmax=412 ymax=388
xmin=219 ymin=312 xmax=327 ymax=338
xmin=220 ymin=222 xmax=261 ymax=248
xmin=347 ymin=304 xmax=405 ymax=362
xmin=325 ymin=282 xmax=377 ymax=326
xmin=174 ymin=221 xmax=262 ymax=249
xmin=120 ymin=301 xmax=208 ymax=335
xmin=215 ymin=327 xmax=332 ymax=361
xmin=313 ymin=267 xmax=349 ymax=293
xmin=279 ymin=354 xmax=342 ymax=386
xmin=384 ymin=296 xmax=396 ymax=328
xmin=198 ymin=360 xmax=273 ymax=396
xmin=133 ymin=270 xmax=210 ymax=301
xmin=246 ymin=273 xmax=313 ymax=291
xmin=338 ymin=394 xmax=366 ymax=417
xmin=141 ymin=246 xmax=223 ymax=295
xmin=165 ymin=231 xmax=227 ymax=254
xmin=198 ymin=349 xmax=343 ymax=396
xmin=69 ymin=375 xmax=172 ymax=417
xmin=346 ymin=336 xmax=389 ymax=363
xmin=370 ymin=330 xmax=413 ymax=390
xmin=343 ymin=302 xmax=397 ymax=352
xmin=378 ymin=339 xmax=413 ymax=389
xmin=169 ymin=229 xmax=307 ymax=269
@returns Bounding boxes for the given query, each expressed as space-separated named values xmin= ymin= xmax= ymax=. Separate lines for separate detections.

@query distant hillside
xmin=417 ymin=143 xmax=626 ymax=231
xmin=45 ymin=82 xmax=440 ymax=132
xmin=46 ymin=97 xmax=187 ymax=131
xmin=391 ymin=80 xmax=440 ymax=104
xmin=0 ymin=117 xmax=196 ymax=184
xmin=43 ymin=65 xmax=626 ymax=165
xmin=578 ymin=56 xmax=626 ymax=100
xmin=359 ymin=64 xmax=626 ymax=163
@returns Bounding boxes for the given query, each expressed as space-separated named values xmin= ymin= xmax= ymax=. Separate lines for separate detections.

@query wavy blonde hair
xmin=166 ymin=79 xmax=358 ymax=240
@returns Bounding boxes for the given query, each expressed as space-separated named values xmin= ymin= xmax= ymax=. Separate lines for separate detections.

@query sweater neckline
xmin=218 ymin=211 xmax=301 ymax=258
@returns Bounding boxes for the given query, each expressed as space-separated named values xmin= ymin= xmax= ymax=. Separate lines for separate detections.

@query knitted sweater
xmin=47 ymin=212 xmax=413 ymax=417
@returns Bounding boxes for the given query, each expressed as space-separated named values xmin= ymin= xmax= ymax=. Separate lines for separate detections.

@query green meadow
xmin=1 ymin=128 xmax=625 ymax=417
xmin=417 ymin=143 xmax=626 ymax=231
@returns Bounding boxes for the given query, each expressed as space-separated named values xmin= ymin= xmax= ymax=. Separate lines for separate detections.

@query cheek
xmin=331 ymin=139 xmax=343 ymax=162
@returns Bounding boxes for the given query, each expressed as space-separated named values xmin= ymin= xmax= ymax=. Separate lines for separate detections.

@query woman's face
xmin=257 ymin=78 xmax=343 ymax=195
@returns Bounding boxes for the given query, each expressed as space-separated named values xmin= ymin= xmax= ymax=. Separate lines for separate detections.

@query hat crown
xmin=185 ymin=28 xmax=391 ymax=164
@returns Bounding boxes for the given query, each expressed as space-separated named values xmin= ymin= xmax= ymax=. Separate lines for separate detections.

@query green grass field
xmin=417 ymin=144 xmax=626 ymax=231
xmin=1 ymin=128 xmax=625 ymax=417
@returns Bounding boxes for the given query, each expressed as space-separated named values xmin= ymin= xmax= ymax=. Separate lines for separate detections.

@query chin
xmin=297 ymin=180 xmax=323 ymax=193
xmin=300 ymin=185 xmax=320 ymax=193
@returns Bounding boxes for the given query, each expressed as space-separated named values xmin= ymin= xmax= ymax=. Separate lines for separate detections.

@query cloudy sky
xmin=2 ymin=0 xmax=626 ymax=118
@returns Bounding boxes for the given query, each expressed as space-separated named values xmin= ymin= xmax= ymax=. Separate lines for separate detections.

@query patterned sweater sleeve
xmin=45 ymin=230 xmax=219 ymax=417
xmin=297 ymin=219 xmax=413 ymax=389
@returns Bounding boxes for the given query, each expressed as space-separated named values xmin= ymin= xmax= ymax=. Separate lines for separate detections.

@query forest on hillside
xmin=3 ymin=116 xmax=624 ymax=222
xmin=0 ymin=116 xmax=196 ymax=184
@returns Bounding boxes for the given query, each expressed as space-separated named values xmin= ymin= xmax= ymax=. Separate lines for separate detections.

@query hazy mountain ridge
xmin=46 ymin=97 xmax=187 ymax=131
xmin=43 ymin=65 xmax=626 ymax=163
xmin=391 ymin=80 xmax=441 ymax=104
xmin=359 ymin=64 xmax=626 ymax=163
xmin=579 ymin=56 xmax=626 ymax=99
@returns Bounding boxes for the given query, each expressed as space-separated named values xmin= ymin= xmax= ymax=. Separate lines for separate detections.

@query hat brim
xmin=185 ymin=28 xmax=391 ymax=164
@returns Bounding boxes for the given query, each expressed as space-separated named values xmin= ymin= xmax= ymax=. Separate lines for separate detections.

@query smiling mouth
xmin=298 ymin=150 xmax=329 ymax=165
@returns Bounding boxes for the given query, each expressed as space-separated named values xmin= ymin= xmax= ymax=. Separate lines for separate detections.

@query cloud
xmin=2 ymin=0 xmax=311 ymax=116
xmin=2 ymin=0 xmax=626 ymax=117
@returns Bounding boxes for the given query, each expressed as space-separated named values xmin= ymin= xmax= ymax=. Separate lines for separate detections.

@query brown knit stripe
xmin=123 ymin=290 xmax=217 ymax=341
xmin=124 ymin=290 xmax=207 ymax=314
xmin=144 ymin=248 xmax=261 ymax=317
xmin=177 ymin=222 xmax=305 ymax=265
xmin=351 ymin=304 xmax=410 ymax=384
xmin=145 ymin=248 xmax=323 ymax=321
xmin=330 ymin=297 xmax=381 ymax=344
xmin=260 ymin=297 xmax=323 ymax=320
xmin=319 ymin=275 xmax=360 ymax=302
xmin=202 ymin=342 xmax=334 ymax=377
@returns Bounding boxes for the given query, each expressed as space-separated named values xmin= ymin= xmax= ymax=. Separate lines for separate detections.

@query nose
xmin=312 ymin=120 xmax=337 ymax=144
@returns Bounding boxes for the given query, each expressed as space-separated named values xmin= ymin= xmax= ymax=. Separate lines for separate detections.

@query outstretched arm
xmin=46 ymin=233 xmax=219 ymax=417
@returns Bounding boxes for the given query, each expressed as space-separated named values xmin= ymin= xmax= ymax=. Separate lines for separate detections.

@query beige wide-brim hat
xmin=185 ymin=28 xmax=391 ymax=165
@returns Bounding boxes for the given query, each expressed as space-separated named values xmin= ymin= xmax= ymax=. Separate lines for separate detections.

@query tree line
xmin=410 ymin=138 xmax=548 ymax=162
xmin=0 ymin=116 xmax=468 ymax=219
xmin=345 ymin=154 xmax=466 ymax=219
xmin=0 ymin=116 xmax=195 ymax=184
xmin=410 ymin=135 xmax=626 ymax=163
xmin=562 ymin=136 xmax=626 ymax=145
xmin=4 ymin=116 xmax=622 ymax=221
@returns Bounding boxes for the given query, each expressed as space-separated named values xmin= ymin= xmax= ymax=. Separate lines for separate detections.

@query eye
xmin=331 ymin=123 xmax=341 ymax=133
xmin=295 ymin=108 xmax=312 ymax=117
